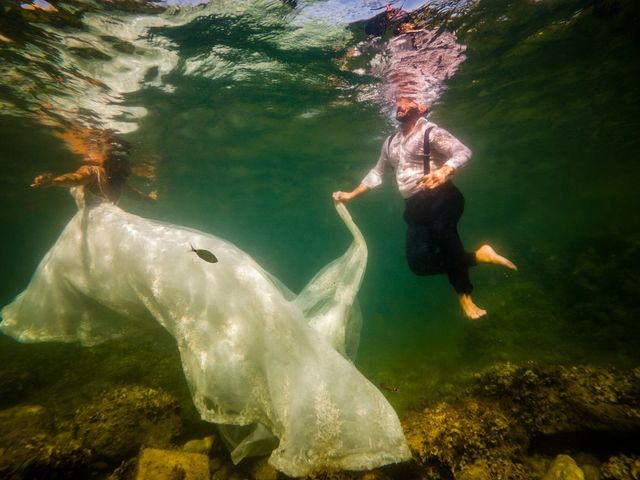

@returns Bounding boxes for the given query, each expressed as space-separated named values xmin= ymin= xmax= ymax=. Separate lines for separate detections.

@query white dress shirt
xmin=362 ymin=117 xmax=472 ymax=198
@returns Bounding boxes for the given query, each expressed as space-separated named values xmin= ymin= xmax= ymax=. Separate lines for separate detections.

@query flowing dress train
xmin=0 ymin=188 xmax=411 ymax=476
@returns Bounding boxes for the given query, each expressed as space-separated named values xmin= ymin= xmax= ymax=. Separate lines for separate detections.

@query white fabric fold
xmin=1 ymin=188 xmax=410 ymax=477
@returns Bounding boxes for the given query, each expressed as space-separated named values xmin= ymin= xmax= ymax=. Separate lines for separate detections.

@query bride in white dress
xmin=1 ymin=141 xmax=410 ymax=477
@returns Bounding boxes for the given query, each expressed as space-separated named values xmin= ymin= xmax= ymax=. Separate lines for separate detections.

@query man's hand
xmin=417 ymin=165 xmax=454 ymax=190
xmin=333 ymin=183 xmax=370 ymax=203
xmin=148 ymin=190 xmax=158 ymax=201
xmin=332 ymin=191 xmax=354 ymax=202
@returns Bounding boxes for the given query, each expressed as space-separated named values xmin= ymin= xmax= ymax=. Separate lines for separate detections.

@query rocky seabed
xmin=1 ymin=363 xmax=639 ymax=480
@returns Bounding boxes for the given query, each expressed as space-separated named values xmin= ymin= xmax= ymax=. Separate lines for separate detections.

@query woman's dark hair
xmin=103 ymin=134 xmax=131 ymax=188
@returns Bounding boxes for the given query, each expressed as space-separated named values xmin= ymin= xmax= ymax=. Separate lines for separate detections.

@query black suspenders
xmin=422 ymin=127 xmax=434 ymax=174
xmin=386 ymin=126 xmax=434 ymax=174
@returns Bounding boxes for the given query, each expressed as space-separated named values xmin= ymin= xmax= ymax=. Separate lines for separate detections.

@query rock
xmin=135 ymin=448 xmax=210 ymax=480
xmin=108 ymin=458 xmax=138 ymax=480
xmin=455 ymin=459 xmax=532 ymax=480
xmin=247 ymin=457 xmax=279 ymax=480
xmin=0 ymin=405 xmax=89 ymax=478
xmin=0 ymin=430 xmax=89 ymax=478
xmin=402 ymin=398 xmax=528 ymax=477
xmin=523 ymin=455 xmax=552 ymax=479
xmin=211 ymin=461 xmax=237 ymax=480
xmin=456 ymin=461 xmax=492 ymax=480
xmin=582 ymin=465 xmax=601 ymax=480
xmin=600 ymin=454 xmax=640 ymax=480
xmin=543 ymin=455 xmax=585 ymax=480
xmin=74 ymin=385 xmax=182 ymax=461
xmin=573 ymin=454 xmax=601 ymax=480
xmin=399 ymin=361 xmax=640 ymax=480
xmin=361 ymin=471 xmax=392 ymax=480
xmin=209 ymin=456 xmax=224 ymax=473
xmin=0 ymin=404 xmax=54 ymax=446
xmin=470 ymin=363 xmax=640 ymax=437
xmin=0 ymin=367 xmax=38 ymax=407
xmin=182 ymin=435 xmax=214 ymax=455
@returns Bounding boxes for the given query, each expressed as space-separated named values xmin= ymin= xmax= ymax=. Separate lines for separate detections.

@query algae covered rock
xmin=457 ymin=459 xmax=532 ymax=480
xmin=401 ymin=361 xmax=640 ymax=480
xmin=601 ymin=454 xmax=640 ymax=480
xmin=0 ymin=431 xmax=89 ymax=479
xmin=456 ymin=461 xmax=492 ymax=480
xmin=247 ymin=457 xmax=279 ymax=480
xmin=74 ymin=385 xmax=182 ymax=461
xmin=0 ymin=404 xmax=54 ymax=443
xmin=182 ymin=435 xmax=214 ymax=455
xmin=402 ymin=398 xmax=529 ymax=479
xmin=108 ymin=457 xmax=139 ymax=480
xmin=543 ymin=455 xmax=585 ymax=480
xmin=0 ymin=365 xmax=38 ymax=407
xmin=135 ymin=448 xmax=210 ymax=480
xmin=0 ymin=405 xmax=89 ymax=478
xmin=470 ymin=363 xmax=640 ymax=436
xmin=582 ymin=465 xmax=601 ymax=480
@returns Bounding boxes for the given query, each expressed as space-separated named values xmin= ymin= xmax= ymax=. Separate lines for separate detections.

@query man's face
xmin=395 ymin=98 xmax=420 ymax=122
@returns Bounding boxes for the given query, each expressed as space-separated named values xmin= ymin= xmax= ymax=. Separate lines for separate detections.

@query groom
xmin=332 ymin=97 xmax=516 ymax=319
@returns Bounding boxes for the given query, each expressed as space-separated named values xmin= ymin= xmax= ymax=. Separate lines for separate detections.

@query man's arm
xmin=332 ymin=183 xmax=371 ymax=202
xmin=332 ymin=136 xmax=390 ymax=202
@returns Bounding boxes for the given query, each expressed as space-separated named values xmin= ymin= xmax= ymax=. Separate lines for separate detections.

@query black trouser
xmin=403 ymin=181 xmax=476 ymax=294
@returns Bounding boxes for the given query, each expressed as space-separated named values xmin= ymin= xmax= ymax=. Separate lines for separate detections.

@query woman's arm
xmin=123 ymin=184 xmax=157 ymax=203
xmin=31 ymin=165 xmax=94 ymax=188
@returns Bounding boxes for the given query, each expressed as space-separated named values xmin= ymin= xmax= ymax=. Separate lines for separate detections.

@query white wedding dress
xmin=1 ymin=188 xmax=410 ymax=477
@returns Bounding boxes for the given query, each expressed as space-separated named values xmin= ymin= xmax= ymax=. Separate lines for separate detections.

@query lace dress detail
xmin=0 ymin=195 xmax=410 ymax=476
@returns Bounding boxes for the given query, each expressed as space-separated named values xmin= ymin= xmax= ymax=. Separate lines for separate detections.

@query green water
xmin=1 ymin=0 xmax=639 ymax=421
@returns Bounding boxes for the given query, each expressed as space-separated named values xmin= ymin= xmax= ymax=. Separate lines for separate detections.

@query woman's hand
xmin=31 ymin=173 xmax=53 ymax=188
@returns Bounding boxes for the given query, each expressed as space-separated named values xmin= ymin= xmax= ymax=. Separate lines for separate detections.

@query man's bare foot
xmin=459 ymin=294 xmax=487 ymax=320
xmin=475 ymin=244 xmax=517 ymax=270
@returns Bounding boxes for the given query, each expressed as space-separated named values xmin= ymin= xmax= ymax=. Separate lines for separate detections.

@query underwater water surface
xmin=1 ymin=0 xmax=639 ymax=424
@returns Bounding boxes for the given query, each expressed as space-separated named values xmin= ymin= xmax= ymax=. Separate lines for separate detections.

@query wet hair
xmin=103 ymin=134 xmax=131 ymax=188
